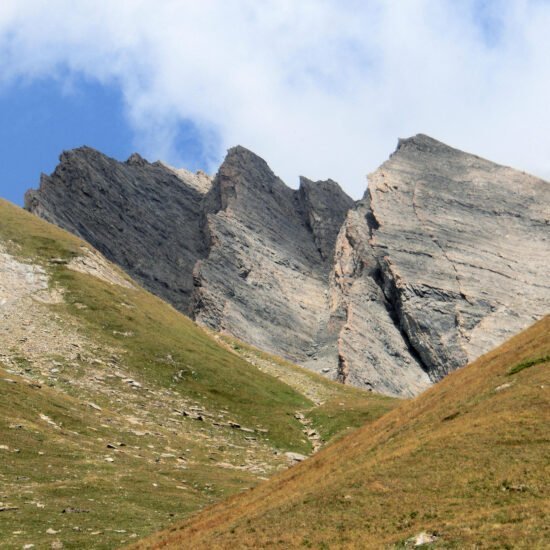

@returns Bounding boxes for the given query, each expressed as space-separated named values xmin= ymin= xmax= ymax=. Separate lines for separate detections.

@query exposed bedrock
xmin=332 ymin=134 xmax=550 ymax=392
xmin=25 ymin=148 xmax=211 ymax=315
xmin=192 ymin=146 xmax=353 ymax=372
xmin=24 ymin=135 xmax=550 ymax=396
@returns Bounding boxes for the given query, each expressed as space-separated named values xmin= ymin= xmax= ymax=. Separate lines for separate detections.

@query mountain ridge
xmin=24 ymin=135 xmax=550 ymax=396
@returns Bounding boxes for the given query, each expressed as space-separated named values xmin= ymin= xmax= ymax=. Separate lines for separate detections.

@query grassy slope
xmin=0 ymin=362 xmax=217 ymax=548
xmin=140 ymin=316 xmax=550 ymax=549
xmin=218 ymin=335 xmax=397 ymax=443
xmin=0 ymin=199 xmax=396 ymax=549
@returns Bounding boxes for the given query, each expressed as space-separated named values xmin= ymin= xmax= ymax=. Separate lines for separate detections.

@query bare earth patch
xmin=0 ymin=245 xmax=90 ymax=373
xmin=67 ymin=246 xmax=135 ymax=289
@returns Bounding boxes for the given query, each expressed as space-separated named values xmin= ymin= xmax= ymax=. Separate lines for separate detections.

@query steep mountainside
xmin=25 ymin=148 xmax=211 ymax=315
xmin=25 ymin=136 xmax=550 ymax=396
xmin=194 ymin=146 xmax=354 ymax=372
xmin=138 ymin=316 xmax=550 ymax=550
xmin=332 ymin=134 xmax=550 ymax=393
xmin=0 ymin=199 xmax=395 ymax=549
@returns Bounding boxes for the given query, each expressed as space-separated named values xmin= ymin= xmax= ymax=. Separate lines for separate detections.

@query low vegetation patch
xmin=508 ymin=355 xmax=549 ymax=376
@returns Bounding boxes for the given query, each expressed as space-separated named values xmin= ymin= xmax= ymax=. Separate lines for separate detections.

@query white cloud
xmin=1 ymin=0 xmax=550 ymax=197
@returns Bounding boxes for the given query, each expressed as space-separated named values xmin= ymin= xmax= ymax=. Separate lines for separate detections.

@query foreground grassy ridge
xmin=0 ymin=199 xmax=395 ymax=548
xmin=140 ymin=316 xmax=550 ymax=549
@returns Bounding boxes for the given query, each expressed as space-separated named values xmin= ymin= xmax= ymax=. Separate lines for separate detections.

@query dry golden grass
xmin=136 ymin=316 xmax=550 ymax=549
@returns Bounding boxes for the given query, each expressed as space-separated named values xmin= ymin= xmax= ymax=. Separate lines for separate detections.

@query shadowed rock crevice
xmin=330 ymin=197 xmax=431 ymax=397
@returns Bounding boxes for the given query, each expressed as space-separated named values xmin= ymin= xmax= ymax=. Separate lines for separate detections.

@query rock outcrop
xmin=24 ymin=135 xmax=550 ymax=396
xmin=331 ymin=134 xmax=550 ymax=392
xmin=329 ymin=206 xmax=432 ymax=396
xmin=25 ymin=147 xmax=210 ymax=315
xmin=193 ymin=146 xmax=353 ymax=370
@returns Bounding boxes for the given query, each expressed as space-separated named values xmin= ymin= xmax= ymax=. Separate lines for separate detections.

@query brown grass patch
xmin=135 ymin=316 xmax=550 ymax=549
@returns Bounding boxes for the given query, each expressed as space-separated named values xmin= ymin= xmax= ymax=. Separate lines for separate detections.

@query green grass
xmin=0 ymin=199 xmax=396 ymax=548
xmin=0 ymin=363 xmax=256 ymax=549
xmin=218 ymin=334 xmax=399 ymax=444
xmin=508 ymin=355 xmax=549 ymax=376
xmin=54 ymin=269 xmax=313 ymax=453
xmin=0 ymin=200 xmax=314 ymax=452
xmin=305 ymin=394 xmax=396 ymax=443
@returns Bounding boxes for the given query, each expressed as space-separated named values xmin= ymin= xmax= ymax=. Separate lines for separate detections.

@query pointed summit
xmin=24 ymin=146 xmax=207 ymax=315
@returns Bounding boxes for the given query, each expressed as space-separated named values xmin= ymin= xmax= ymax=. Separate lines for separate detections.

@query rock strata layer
xmin=25 ymin=148 xmax=210 ymax=315
xmin=193 ymin=146 xmax=354 ymax=370
xmin=25 ymin=136 xmax=550 ymax=396
xmin=24 ymin=146 xmax=353 ymax=377
xmin=331 ymin=134 xmax=549 ymax=393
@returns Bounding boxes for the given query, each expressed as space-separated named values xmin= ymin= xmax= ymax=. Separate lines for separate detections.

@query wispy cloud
xmin=1 ymin=0 xmax=549 ymax=197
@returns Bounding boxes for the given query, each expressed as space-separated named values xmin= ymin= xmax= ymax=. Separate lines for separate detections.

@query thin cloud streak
xmin=1 ymin=0 xmax=549 ymax=197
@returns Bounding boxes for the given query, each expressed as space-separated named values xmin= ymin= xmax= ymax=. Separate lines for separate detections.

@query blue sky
xmin=0 ymin=78 xmax=134 ymax=205
xmin=0 ymin=75 xmax=215 ymax=205
xmin=1 ymin=1 xmax=549 ymax=204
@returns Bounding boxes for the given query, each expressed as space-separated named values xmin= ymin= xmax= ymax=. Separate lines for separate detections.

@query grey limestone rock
xmin=332 ymin=134 xmax=550 ymax=391
xmin=24 ymin=135 xmax=550 ymax=396
xmin=192 ymin=146 xmax=352 ymax=368
xmin=329 ymin=204 xmax=431 ymax=396
xmin=25 ymin=144 xmax=353 ymax=376
xmin=299 ymin=177 xmax=355 ymax=261
xmin=25 ymin=147 xmax=210 ymax=315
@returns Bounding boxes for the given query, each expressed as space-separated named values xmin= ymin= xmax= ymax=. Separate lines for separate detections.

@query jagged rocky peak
xmin=25 ymin=143 xmax=354 ymax=381
xmin=23 ymin=136 xmax=549 ymax=397
xmin=204 ymin=145 xmax=297 ymax=216
xmin=24 ymin=146 xmax=208 ymax=315
xmin=393 ymin=132 xmax=451 ymax=155
xmin=193 ymin=146 xmax=353 ymax=368
xmin=126 ymin=151 xmax=148 ymax=166
xmin=332 ymin=134 xmax=550 ymax=390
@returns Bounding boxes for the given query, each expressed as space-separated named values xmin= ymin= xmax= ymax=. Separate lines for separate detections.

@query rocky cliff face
xmin=329 ymin=205 xmax=432 ymax=396
xmin=24 ymin=135 xmax=550 ymax=396
xmin=24 ymin=145 xmax=353 ymax=376
xmin=331 ymin=134 xmax=550 ymax=393
xmin=193 ymin=146 xmax=353 ymax=370
xmin=25 ymin=147 xmax=210 ymax=315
